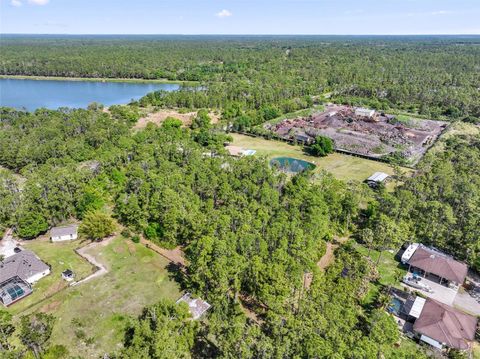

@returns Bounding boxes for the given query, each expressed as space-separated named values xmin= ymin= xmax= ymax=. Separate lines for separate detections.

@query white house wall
xmin=51 ymin=234 xmax=77 ymax=242
xmin=26 ymin=269 xmax=50 ymax=284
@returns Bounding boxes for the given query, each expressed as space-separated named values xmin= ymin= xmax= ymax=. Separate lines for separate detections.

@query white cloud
xmin=216 ymin=9 xmax=232 ymax=18
xmin=28 ymin=0 xmax=50 ymax=5
xmin=11 ymin=0 xmax=23 ymax=6
xmin=431 ymin=10 xmax=451 ymax=15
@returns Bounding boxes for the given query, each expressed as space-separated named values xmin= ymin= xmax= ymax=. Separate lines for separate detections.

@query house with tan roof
xmin=402 ymin=243 xmax=467 ymax=289
xmin=413 ymin=298 xmax=477 ymax=350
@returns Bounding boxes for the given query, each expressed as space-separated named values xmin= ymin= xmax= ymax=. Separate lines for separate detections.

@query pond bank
xmin=0 ymin=74 xmax=196 ymax=85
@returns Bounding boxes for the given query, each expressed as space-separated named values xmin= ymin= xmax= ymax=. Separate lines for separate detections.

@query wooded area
xmin=1 ymin=35 xmax=479 ymax=358
xmin=1 ymin=35 xmax=479 ymax=123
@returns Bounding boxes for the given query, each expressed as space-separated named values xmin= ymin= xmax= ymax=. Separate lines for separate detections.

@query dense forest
xmin=0 ymin=106 xmax=426 ymax=358
xmin=1 ymin=35 xmax=480 ymax=358
xmin=1 ymin=35 xmax=480 ymax=124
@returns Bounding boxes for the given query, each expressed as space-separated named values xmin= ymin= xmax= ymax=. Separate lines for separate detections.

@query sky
xmin=1 ymin=0 xmax=479 ymax=35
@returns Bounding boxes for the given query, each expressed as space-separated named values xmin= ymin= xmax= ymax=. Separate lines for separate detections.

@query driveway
xmin=453 ymin=291 xmax=480 ymax=316
xmin=401 ymin=277 xmax=458 ymax=306
xmin=0 ymin=229 xmax=20 ymax=258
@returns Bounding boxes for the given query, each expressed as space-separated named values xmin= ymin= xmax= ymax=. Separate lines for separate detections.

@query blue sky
xmin=1 ymin=0 xmax=479 ymax=35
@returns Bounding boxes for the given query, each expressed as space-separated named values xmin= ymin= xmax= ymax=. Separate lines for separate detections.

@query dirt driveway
xmin=71 ymin=236 xmax=115 ymax=286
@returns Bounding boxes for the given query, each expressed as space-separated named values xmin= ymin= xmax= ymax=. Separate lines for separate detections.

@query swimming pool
xmin=388 ymin=297 xmax=404 ymax=315
xmin=270 ymin=157 xmax=316 ymax=173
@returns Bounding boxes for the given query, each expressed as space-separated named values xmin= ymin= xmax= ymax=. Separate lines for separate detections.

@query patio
xmin=401 ymin=276 xmax=457 ymax=306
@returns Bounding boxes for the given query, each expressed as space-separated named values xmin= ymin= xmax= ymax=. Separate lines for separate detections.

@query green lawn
xmin=473 ymin=342 xmax=480 ymax=359
xmin=8 ymin=238 xmax=94 ymax=315
xmin=13 ymin=236 xmax=181 ymax=357
xmin=230 ymin=133 xmax=404 ymax=182
xmin=353 ymin=244 xmax=407 ymax=306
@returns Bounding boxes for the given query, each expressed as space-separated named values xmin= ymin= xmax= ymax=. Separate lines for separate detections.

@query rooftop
xmin=176 ymin=292 xmax=211 ymax=320
xmin=50 ymin=224 xmax=78 ymax=237
xmin=367 ymin=172 xmax=389 ymax=183
xmin=0 ymin=250 xmax=50 ymax=283
xmin=407 ymin=245 xmax=468 ymax=284
xmin=413 ymin=298 xmax=477 ymax=350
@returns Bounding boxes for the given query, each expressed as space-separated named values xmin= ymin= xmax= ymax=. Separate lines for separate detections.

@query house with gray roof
xmin=0 ymin=250 xmax=50 ymax=307
xmin=50 ymin=224 xmax=78 ymax=242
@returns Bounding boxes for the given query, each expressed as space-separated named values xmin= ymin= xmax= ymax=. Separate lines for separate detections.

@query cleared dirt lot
xmin=135 ymin=108 xmax=220 ymax=129
xmin=266 ymin=105 xmax=447 ymax=165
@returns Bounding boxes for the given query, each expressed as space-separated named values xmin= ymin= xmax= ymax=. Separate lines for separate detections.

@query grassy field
xmin=8 ymin=238 xmax=94 ymax=315
xmin=230 ymin=133 xmax=402 ymax=182
xmin=12 ymin=236 xmax=181 ymax=357
xmin=428 ymin=121 xmax=480 ymax=155
xmin=473 ymin=342 xmax=480 ymax=359
xmin=353 ymin=244 xmax=406 ymax=306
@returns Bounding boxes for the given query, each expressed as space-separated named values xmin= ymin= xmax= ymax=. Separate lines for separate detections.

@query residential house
xmin=50 ymin=225 xmax=78 ymax=242
xmin=403 ymin=244 xmax=467 ymax=289
xmin=0 ymin=250 xmax=50 ymax=306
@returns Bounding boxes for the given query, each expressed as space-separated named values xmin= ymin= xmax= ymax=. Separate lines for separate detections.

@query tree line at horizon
xmin=1 ymin=36 xmax=479 ymax=124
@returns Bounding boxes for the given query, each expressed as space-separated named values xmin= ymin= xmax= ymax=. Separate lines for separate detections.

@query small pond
xmin=270 ymin=157 xmax=316 ymax=173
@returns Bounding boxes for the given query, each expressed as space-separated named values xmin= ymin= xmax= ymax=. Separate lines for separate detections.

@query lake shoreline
xmin=0 ymin=74 xmax=197 ymax=86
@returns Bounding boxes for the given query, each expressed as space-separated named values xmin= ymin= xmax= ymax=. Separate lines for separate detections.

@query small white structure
xmin=355 ymin=107 xmax=376 ymax=118
xmin=366 ymin=172 xmax=390 ymax=187
xmin=401 ymin=243 xmax=420 ymax=264
xmin=50 ymin=225 xmax=78 ymax=242
xmin=176 ymin=292 xmax=211 ymax=320
xmin=61 ymin=269 xmax=75 ymax=282
xmin=407 ymin=296 xmax=426 ymax=319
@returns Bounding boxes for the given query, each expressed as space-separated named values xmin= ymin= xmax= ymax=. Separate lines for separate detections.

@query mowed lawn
xmin=230 ymin=133 xmax=400 ymax=182
xmin=15 ymin=236 xmax=181 ymax=357
xmin=8 ymin=237 xmax=94 ymax=315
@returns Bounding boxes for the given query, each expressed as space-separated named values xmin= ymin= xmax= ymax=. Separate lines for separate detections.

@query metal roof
xmin=367 ymin=172 xmax=389 ymax=183
xmin=408 ymin=296 xmax=426 ymax=318
xmin=176 ymin=292 xmax=211 ymax=320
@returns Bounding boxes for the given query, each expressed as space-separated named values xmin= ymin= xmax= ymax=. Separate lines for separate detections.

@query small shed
xmin=176 ymin=292 xmax=211 ymax=320
xmin=355 ymin=108 xmax=376 ymax=118
xmin=366 ymin=172 xmax=389 ymax=187
xmin=62 ymin=269 xmax=75 ymax=282
xmin=50 ymin=225 xmax=78 ymax=242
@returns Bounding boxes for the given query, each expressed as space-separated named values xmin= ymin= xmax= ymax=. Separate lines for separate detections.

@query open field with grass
xmin=428 ymin=121 xmax=480 ymax=155
xmin=8 ymin=238 xmax=94 ymax=315
xmin=353 ymin=243 xmax=407 ymax=306
xmin=230 ymin=133 xmax=405 ymax=182
xmin=11 ymin=236 xmax=181 ymax=357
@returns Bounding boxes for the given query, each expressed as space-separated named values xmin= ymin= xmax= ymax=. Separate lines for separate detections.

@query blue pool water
xmin=388 ymin=297 xmax=403 ymax=315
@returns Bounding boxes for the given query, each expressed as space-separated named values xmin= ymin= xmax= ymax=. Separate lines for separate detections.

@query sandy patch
xmin=135 ymin=109 xmax=220 ymax=129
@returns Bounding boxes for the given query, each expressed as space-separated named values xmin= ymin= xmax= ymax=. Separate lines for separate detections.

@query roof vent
xmin=430 ymin=254 xmax=435 ymax=259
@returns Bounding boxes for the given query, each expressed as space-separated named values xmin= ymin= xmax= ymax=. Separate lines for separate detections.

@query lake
xmin=0 ymin=78 xmax=180 ymax=111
